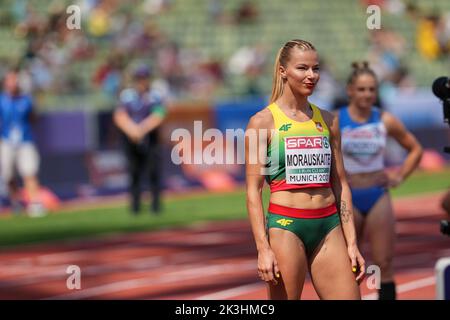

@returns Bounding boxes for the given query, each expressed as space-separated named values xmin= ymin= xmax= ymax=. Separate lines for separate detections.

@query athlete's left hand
xmin=386 ymin=171 xmax=404 ymax=188
xmin=347 ymin=244 xmax=365 ymax=283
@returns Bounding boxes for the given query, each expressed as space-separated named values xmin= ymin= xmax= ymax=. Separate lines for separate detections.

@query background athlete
xmin=246 ymin=39 xmax=365 ymax=300
xmin=338 ymin=61 xmax=423 ymax=299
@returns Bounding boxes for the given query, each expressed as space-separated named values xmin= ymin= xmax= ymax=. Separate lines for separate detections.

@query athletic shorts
xmin=0 ymin=141 xmax=40 ymax=182
xmin=267 ymin=202 xmax=340 ymax=257
xmin=351 ymin=186 xmax=387 ymax=216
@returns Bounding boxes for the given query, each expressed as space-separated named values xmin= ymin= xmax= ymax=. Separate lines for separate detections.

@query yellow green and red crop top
xmin=265 ymin=103 xmax=332 ymax=192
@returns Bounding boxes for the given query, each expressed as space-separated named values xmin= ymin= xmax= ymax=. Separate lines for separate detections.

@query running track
xmin=0 ymin=192 xmax=449 ymax=300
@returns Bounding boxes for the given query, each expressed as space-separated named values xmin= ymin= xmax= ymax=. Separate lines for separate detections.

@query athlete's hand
xmin=347 ymin=244 xmax=365 ymax=283
xmin=385 ymin=171 xmax=404 ymax=188
xmin=257 ymin=248 xmax=280 ymax=285
xmin=377 ymin=171 xmax=403 ymax=188
xmin=127 ymin=125 xmax=144 ymax=144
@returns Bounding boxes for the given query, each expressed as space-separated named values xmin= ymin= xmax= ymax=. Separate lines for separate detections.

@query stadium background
xmin=0 ymin=0 xmax=449 ymax=300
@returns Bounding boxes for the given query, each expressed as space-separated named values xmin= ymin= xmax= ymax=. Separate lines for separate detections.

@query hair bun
xmin=351 ymin=61 xmax=370 ymax=71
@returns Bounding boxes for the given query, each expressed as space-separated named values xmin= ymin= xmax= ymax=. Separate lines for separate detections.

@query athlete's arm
xmin=324 ymin=110 xmax=365 ymax=281
xmin=113 ymin=108 xmax=142 ymax=143
xmin=139 ymin=106 xmax=166 ymax=135
xmin=245 ymin=110 xmax=279 ymax=284
xmin=382 ymin=111 xmax=423 ymax=187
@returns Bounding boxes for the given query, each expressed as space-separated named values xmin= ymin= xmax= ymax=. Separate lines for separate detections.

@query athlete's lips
xmin=304 ymin=83 xmax=315 ymax=88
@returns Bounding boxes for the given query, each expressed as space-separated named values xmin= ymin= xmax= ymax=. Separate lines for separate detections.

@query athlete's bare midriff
xmin=269 ymin=187 xmax=336 ymax=209
xmin=347 ymin=169 xmax=386 ymax=189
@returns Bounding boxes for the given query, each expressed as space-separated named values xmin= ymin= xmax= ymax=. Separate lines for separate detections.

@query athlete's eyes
xmin=296 ymin=66 xmax=320 ymax=71
xmin=357 ymin=87 xmax=376 ymax=92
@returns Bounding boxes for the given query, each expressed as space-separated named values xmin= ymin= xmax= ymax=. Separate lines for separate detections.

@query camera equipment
xmin=432 ymin=76 xmax=450 ymax=236
xmin=432 ymin=76 xmax=450 ymax=126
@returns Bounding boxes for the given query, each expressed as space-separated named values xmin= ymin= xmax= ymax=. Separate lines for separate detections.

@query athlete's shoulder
xmin=381 ymin=110 xmax=405 ymax=133
xmin=119 ymin=88 xmax=138 ymax=104
xmin=148 ymin=87 xmax=167 ymax=105
xmin=314 ymin=105 xmax=336 ymax=127
xmin=381 ymin=110 xmax=399 ymax=125
xmin=247 ymin=106 xmax=273 ymax=129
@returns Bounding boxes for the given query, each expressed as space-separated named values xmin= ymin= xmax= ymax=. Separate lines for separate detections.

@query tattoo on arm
xmin=340 ymin=200 xmax=351 ymax=223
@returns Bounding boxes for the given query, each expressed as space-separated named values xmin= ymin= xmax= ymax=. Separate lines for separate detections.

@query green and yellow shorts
xmin=266 ymin=202 xmax=340 ymax=257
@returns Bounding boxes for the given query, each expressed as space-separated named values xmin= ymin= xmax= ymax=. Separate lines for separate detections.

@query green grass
xmin=0 ymin=168 xmax=448 ymax=248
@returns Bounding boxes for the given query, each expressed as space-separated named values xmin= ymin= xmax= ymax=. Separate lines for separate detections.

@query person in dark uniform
xmin=113 ymin=65 xmax=166 ymax=214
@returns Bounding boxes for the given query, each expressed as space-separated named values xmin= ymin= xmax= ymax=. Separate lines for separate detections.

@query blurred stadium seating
xmin=0 ymin=0 xmax=448 ymax=110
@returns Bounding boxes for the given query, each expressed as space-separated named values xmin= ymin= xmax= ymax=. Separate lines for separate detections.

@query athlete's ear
xmin=346 ymin=83 xmax=353 ymax=98
xmin=279 ymin=65 xmax=287 ymax=80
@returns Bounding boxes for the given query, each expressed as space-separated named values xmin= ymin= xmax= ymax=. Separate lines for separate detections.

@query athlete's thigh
xmin=365 ymin=193 xmax=396 ymax=275
xmin=17 ymin=144 xmax=40 ymax=178
xmin=267 ymin=228 xmax=308 ymax=300
xmin=309 ymin=226 xmax=360 ymax=300
xmin=0 ymin=142 xmax=15 ymax=182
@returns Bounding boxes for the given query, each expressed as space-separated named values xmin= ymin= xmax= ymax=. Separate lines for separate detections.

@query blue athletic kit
xmin=339 ymin=107 xmax=387 ymax=216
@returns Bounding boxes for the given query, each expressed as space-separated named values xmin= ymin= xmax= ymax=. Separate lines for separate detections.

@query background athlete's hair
xmin=347 ymin=61 xmax=378 ymax=85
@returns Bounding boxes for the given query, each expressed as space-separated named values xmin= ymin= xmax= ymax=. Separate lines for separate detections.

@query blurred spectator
xmin=93 ymin=51 xmax=126 ymax=96
xmin=142 ymin=0 xmax=173 ymax=16
xmin=416 ymin=14 xmax=442 ymax=60
xmin=367 ymin=28 xmax=414 ymax=99
xmin=228 ymin=44 xmax=267 ymax=95
xmin=234 ymin=1 xmax=259 ymax=24
xmin=406 ymin=3 xmax=450 ymax=60
xmin=208 ymin=0 xmax=224 ymax=22
xmin=187 ymin=58 xmax=225 ymax=100
xmin=0 ymin=69 xmax=45 ymax=216
xmin=113 ymin=65 xmax=166 ymax=214
xmin=87 ymin=0 xmax=117 ymax=39
xmin=436 ymin=14 xmax=450 ymax=56
xmin=311 ymin=59 xmax=345 ymax=109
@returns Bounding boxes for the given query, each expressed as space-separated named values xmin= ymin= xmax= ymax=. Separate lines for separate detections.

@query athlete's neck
xmin=276 ymin=88 xmax=310 ymax=115
xmin=348 ymin=103 xmax=372 ymax=122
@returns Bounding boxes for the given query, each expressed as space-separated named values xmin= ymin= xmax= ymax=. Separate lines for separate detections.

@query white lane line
xmin=45 ymin=261 xmax=256 ymax=300
xmin=0 ymin=245 xmax=254 ymax=289
xmin=363 ymin=276 xmax=435 ymax=300
xmin=196 ymin=282 xmax=264 ymax=300
xmin=0 ymin=232 xmax=242 ymax=267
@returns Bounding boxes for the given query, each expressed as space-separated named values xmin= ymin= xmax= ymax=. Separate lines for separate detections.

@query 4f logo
xmin=276 ymin=218 xmax=293 ymax=227
xmin=279 ymin=123 xmax=292 ymax=132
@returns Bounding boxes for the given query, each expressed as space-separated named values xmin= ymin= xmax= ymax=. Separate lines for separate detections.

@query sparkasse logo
xmin=285 ymin=136 xmax=325 ymax=149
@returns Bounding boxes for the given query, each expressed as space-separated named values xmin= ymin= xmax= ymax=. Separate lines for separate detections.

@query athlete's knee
xmin=375 ymin=257 xmax=394 ymax=278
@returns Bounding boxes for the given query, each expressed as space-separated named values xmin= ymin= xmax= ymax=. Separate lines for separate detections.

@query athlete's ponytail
xmin=270 ymin=47 xmax=285 ymax=104
xmin=269 ymin=39 xmax=316 ymax=104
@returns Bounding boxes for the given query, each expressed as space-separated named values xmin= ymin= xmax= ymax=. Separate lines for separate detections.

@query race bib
xmin=284 ymin=136 xmax=332 ymax=184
